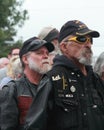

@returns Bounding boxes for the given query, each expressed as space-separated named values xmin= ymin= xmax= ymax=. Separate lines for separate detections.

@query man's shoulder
xmin=47 ymin=65 xmax=70 ymax=77
xmin=48 ymin=66 xmax=65 ymax=73
xmin=2 ymin=76 xmax=25 ymax=91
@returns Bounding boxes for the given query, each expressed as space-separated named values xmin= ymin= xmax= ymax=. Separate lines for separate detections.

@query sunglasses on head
xmin=65 ymin=36 xmax=93 ymax=44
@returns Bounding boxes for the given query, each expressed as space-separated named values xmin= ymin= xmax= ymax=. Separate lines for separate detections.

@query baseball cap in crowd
xmin=58 ymin=20 xmax=100 ymax=43
xmin=19 ymin=37 xmax=54 ymax=59
xmin=38 ymin=26 xmax=59 ymax=42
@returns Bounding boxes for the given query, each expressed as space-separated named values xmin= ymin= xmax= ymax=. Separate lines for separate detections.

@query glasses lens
xmin=76 ymin=36 xmax=93 ymax=44
xmin=76 ymin=36 xmax=87 ymax=43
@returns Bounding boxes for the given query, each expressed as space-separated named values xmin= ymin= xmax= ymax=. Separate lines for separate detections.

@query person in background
xmin=0 ymin=57 xmax=9 ymax=69
xmin=7 ymin=47 xmax=20 ymax=59
xmin=38 ymin=26 xmax=61 ymax=67
xmin=0 ymin=37 xmax=54 ymax=130
xmin=24 ymin=20 xmax=104 ymax=130
xmin=0 ymin=48 xmax=20 ymax=82
xmin=0 ymin=56 xmax=23 ymax=90
xmin=38 ymin=26 xmax=60 ymax=54
xmin=93 ymin=52 xmax=104 ymax=81
xmin=0 ymin=57 xmax=9 ymax=82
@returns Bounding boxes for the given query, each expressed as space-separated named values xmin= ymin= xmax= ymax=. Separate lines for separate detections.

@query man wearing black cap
xmin=24 ymin=20 xmax=104 ymax=130
xmin=0 ymin=37 xmax=54 ymax=130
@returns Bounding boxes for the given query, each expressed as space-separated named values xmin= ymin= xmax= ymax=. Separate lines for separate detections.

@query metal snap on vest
xmin=92 ymin=105 xmax=97 ymax=108
xmin=83 ymin=113 xmax=87 ymax=116
xmin=70 ymin=85 xmax=76 ymax=92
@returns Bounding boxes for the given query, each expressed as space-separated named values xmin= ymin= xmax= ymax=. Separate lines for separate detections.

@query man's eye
xmin=36 ymin=52 xmax=42 ymax=54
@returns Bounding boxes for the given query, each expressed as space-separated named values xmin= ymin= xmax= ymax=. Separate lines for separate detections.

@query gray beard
xmin=28 ymin=57 xmax=51 ymax=74
xmin=78 ymin=48 xmax=93 ymax=65
xmin=79 ymin=56 xmax=93 ymax=65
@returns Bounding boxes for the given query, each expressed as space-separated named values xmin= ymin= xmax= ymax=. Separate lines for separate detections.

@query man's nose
xmin=84 ymin=41 xmax=92 ymax=48
xmin=43 ymin=52 xmax=49 ymax=58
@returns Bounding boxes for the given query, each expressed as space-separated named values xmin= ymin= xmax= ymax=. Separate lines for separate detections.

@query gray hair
xmin=93 ymin=52 xmax=104 ymax=76
xmin=0 ymin=57 xmax=9 ymax=68
xmin=7 ymin=56 xmax=23 ymax=79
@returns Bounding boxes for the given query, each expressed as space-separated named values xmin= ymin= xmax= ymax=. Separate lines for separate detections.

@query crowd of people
xmin=0 ymin=20 xmax=104 ymax=130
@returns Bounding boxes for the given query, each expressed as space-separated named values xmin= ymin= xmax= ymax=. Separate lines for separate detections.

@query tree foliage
xmin=0 ymin=0 xmax=28 ymax=57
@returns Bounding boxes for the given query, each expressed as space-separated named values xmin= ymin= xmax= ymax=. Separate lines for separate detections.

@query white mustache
xmin=42 ymin=59 xmax=50 ymax=64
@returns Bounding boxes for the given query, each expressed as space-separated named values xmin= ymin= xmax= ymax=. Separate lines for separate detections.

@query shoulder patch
xmin=52 ymin=75 xmax=61 ymax=81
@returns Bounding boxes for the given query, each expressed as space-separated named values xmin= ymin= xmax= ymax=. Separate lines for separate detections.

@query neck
xmin=65 ymin=55 xmax=87 ymax=76
xmin=65 ymin=54 xmax=88 ymax=76
xmin=24 ymin=68 xmax=43 ymax=85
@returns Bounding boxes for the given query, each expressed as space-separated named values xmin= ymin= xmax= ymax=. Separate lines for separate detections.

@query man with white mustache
xmin=0 ymin=37 xmax=54 ymax=130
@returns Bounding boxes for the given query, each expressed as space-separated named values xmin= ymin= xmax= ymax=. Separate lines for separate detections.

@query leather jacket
xmin=24 ymin=55 xmax=104 ymax=130
xmin=0 ymin=75 xmax=48 ymax=130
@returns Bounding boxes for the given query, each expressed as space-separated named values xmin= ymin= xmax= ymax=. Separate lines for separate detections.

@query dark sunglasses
xmin=65 ymin=36 xmax=93 ymax=44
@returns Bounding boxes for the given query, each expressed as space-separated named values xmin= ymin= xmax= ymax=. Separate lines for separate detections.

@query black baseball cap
xmin=19 ymin=37 xmax=54 ymax=59
xmin=58 ymin=20 xmax=100 ymax=42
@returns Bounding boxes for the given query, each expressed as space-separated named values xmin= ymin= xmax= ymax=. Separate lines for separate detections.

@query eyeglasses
xmin=65 ymin=36 xmax=93 ymax=44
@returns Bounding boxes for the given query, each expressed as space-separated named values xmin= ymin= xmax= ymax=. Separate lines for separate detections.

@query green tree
xmin=0 ymin=0 xmax=28 ymax=57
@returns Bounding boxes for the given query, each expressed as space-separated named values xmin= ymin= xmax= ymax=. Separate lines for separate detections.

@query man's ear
xmin=60 ymin=42 xmax=68 ymax=53
xmin=22 ymin=55 xmax=29 ymax=65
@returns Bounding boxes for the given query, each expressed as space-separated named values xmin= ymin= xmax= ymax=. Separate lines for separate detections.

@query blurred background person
xmin=0 ymin=57 xmax=9 ymax=69
xmin=38 ymin=26 xmax=60 ymax=54
xmin=0 ymin=57 xmax=9 ymax=83
xmin=0 ymin=56 xmax=23 ymax=90
xmin=93 ymin=52 xmax=104 ymax=81
xmin=0 ymin=47 xmax=20 ymax=82
xmin=7 ymin=47 xmax=20 ymax=59
xmin=38 ymin=26 xmax=61 ymax=68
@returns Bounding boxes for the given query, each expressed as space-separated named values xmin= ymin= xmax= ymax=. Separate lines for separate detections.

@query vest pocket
xmin=54 ymin=98 xmax=79 ymax=128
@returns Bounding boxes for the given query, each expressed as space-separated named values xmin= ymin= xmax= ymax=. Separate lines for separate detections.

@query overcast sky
xmin=16 ymin=0 xmax=104 ymax=56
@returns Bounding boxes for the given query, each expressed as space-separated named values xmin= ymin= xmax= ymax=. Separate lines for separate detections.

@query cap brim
xmin=44 ymin=42 xmax=55 ymax=52
xmin=76 ymin=29 xmax=100 ymax=37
